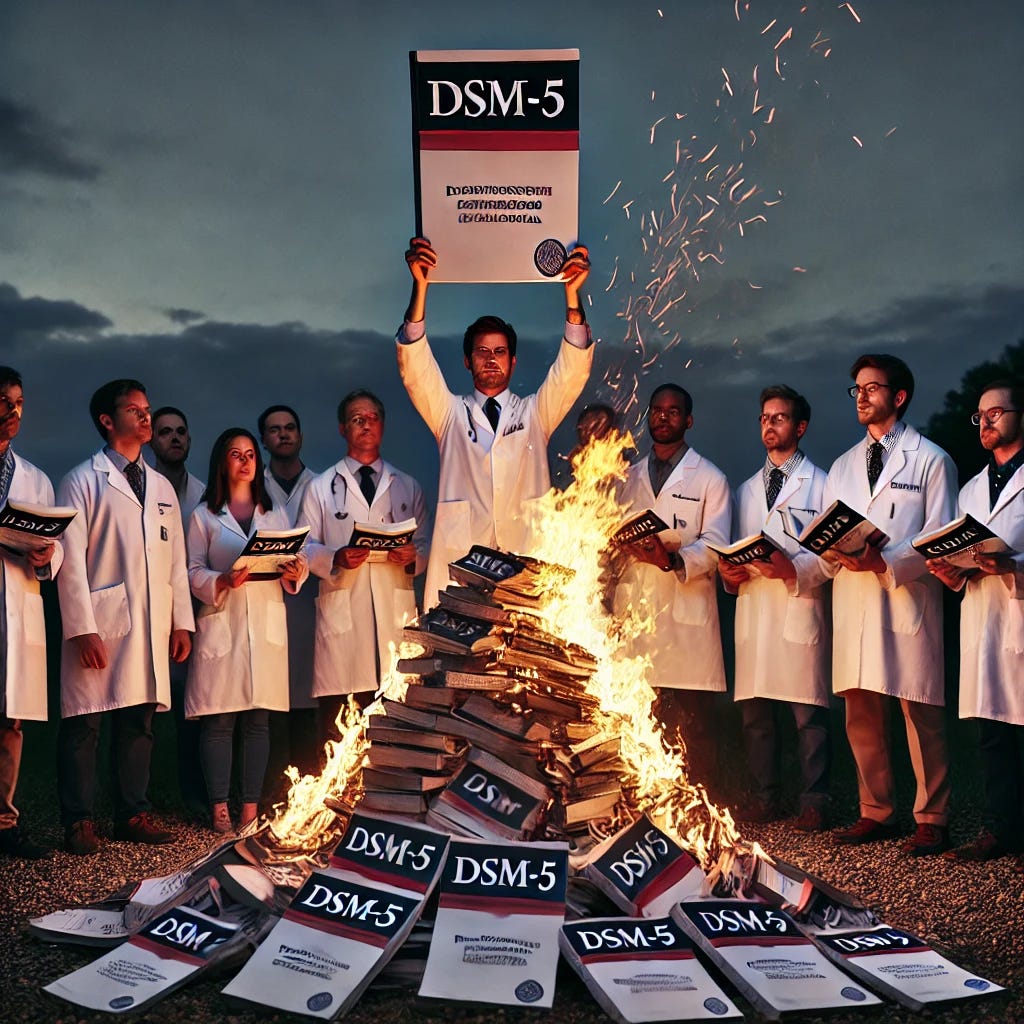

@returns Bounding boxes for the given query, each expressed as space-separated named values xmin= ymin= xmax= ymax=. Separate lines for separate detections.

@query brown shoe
xmin=793 ymin=806 xmax=828 ymax=833
xmin=114 ymin=812 xmax=174 ymax=845
xmin=834 ymin=817 xmax=901 ymax=845
xmin=943 ymin=830 xmax=1012 ymax=863
xmin=64 ymin=819 xmax=100 ymax=856
xmin=901 ymin=824 xmax=949 ymax=857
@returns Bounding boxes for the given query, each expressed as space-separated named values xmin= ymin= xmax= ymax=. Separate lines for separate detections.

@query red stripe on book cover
xmin=710 ymin=935 xmax=810 ymax=948
xmin=283 ymin=908 xmax=390 ymax=948
xmin=438 ymin=893 xmax=565 ymax=916
xmin=327 ymin=856 xmax=430 ymax=894
xmin=418 ymin=129 xmax=579 ymax=151
xmin=129 ymin=934 xmax=206 ymax=966
xmin=580 ymin=949 xmax=696 ymax=965
xmin=635 ymin=854 xmax=699 ymax=909
xmin=846 ymin=945 xmax=933 ymax=958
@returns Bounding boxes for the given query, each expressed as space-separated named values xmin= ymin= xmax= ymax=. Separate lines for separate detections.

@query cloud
xmin=0 ymin=96 xmax=100 ymax=181
xmin=164 ymin=307 xmax=206 ymax=325
xmin=0 ymin=282 xmax=111 ymax=343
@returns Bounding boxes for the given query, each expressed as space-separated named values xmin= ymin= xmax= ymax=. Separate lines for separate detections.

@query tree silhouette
xmin=922 ymin=337 xmax=1024 ymax=485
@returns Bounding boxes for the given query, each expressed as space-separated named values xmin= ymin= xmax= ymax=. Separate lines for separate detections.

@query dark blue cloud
xmin=0 ymin=96 xmax=99 ymax=181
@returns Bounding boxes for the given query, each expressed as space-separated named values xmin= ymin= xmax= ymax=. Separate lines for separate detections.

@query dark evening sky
xmin=2 ymin=0 xmax=1022 ymax=493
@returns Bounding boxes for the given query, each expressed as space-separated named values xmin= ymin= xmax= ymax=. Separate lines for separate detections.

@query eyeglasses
xmin=759 ymin=412 xmax=792 ymax=426
xmin=847 ymin=383 xmax=892 ymax=399
xmin=346 ymin=414 xmax=381 ymax=428
xmin=971 ymin=407 xmax=1019 ymax=426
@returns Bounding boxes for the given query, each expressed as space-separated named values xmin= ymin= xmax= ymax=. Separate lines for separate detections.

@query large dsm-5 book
xmin=672 ymin=900 xmax=880 ymax=1020
xmin=560 ymin=915 xmax=742 ymax=1023
xmin=223 ymin=812 xmax=449 ymax=1020
xmin=419 ymin=837 xmax=568 ymax=1008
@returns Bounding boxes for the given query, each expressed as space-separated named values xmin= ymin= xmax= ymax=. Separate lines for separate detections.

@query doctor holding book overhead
xmin=185 ymin=428 xmax=306 ymax=834
xmin=823 ymin=354 xmax=957 ymax=857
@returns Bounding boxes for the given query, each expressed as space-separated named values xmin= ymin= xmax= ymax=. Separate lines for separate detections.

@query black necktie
xmin=867 ymin=441 xmax=884 ymax=491
xmin=484 ymin=397 xmax=501 ymax=433
xmin=358 ymin=465 xmax=376 ymax=505
xmin=766 ymin=467 xmax=785 ymax=510
xmin=125 ymin=461 xmax=146 ymax=505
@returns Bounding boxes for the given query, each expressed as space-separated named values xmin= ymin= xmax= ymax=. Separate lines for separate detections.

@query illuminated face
xmin=647 ymin=390 xmax=691 ymax=447
xmin=852 ymin=367 xmax=902 ymax=428
xmin=760 ymin=398 xmax=805 ymax=455
xmin=0 ymin=382 xmax=24 ymax=449
xmin=340 ymin=397 xmax=385 ymax=460
xmin=103 ymin=389 xmax=152 ymax=446
xmin=261 ymin=411 xmax=302 ymax=460
xmin=977 ymin=387 xmax=1022 ymax=453
xmin=225 ymin=436 xmax=257 ymax=485
xmin=150 ymin=413 xmax=190 ymax=466
xmin=464 ymin=331 xmax=515 ymax=396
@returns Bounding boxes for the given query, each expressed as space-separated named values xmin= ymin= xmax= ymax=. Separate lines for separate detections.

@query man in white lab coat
xmin=719 ymin=385 xmax=831 ymax=830
xmin=300 ymin=390 xmax=429 ymax=742
xmin=0 ymin=367 xmax=63 ymax=860
xmin=826 ymin=354 xmax=957 ymax=856
xmin=613 ymin=384 xmax=731 ymax=787
xmin=929 ymin=380 xmax=1024 ymax=870
xmin=258 ymin=403 xmax=318 ymax=778
xmin=57 ymin=379 xmax=194 ymax=855
xmin=398 ymin=237 xmax=593 ymax=610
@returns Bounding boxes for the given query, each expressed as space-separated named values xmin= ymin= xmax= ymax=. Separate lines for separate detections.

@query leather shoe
xmin=114 ymin=812 xmax=175 ymax=845
xmin=0 ymin=824 xmax=54 ymax=860
xmin=792 ymin=805 xmax=828 ymax=833
xmin=834 ymin=817 xmax=901 ymax=845
xmin=64 ymin=819 xmax=100 ymax=856
xmin=943 ymin=830 xmax=1013 ymax=863
xmin=733 ymin=798 xmax=781 ymax=824
xmin=901 ymin=823 xmax=950 ymax=857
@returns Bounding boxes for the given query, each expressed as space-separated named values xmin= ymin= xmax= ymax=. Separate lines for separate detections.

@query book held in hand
xmin=911 ymin=513 xmax=1010 ymax=568
xmin=0 ymin=498 xmax=77 ymax=553
xmin=783 ymin=499 xmax=887 ymax=561
xmin=231 ymin=525 xmax=309 ymax=579
xmin=611 ymin=508 xmax=671 ymax=547
xmin=707 ymin=532 xmax=779 ymax=567
xmin=348 ymin=518 xmax=417 ymax=562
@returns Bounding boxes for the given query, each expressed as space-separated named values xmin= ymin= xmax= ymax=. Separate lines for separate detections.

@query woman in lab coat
xmin=185 ymin=429 xmax=306 ymax=832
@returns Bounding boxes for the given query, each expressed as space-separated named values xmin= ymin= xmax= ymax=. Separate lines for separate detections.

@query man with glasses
xmin=929 ymin=381 xmax=1024 ymax=871
xmin=299 ymin=390 xmax=429 ymax=742
xmin=613 ymin=384 xmax=731 ymax=788
xmin=825 ymin=355 xmax=956 ymax=856
xmin=719 ymin=385 xmax=832 ymax=830
xmin=56 ymin=380 xmax=194 ymax=854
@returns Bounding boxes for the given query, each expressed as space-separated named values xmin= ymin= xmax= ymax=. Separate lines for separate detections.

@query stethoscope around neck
xmin=329 ymin=474 xmax=350 ymax=519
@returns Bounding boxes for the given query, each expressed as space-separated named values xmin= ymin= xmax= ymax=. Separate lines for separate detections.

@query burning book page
xmin=419 ymin=837 xmax=568 ymax=1008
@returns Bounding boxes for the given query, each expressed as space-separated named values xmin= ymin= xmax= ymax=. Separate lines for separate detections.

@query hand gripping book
xmin=611 ymin=508 xmax=671 ymax=547
xmin=222 ymin=812 xmax=450 ymax=1019
xmin=810 ymin=924 xmax=1004 ymax=1011
xmin=783 ymin=499 xmax=888 ymax=562
xmin=348 ymin=518 xmax=417 ymax=562
xmin=912 ymin=512 xmax=1010 ymax=568
xmin=560 ymin=915 xmax=742 ymax=1023
xmin=419 ymin=837 xmax=568 ymax=1008
xmin=231 ymin=525 xmax=309 ymax=579
xmin=582 ymin=815 xmax=706 ymax=917
xmin=671 ymin=900 xmax=880 ymax=1020
xmin=0 ymin=498 xmax=77 ymax=553
xmin=44 ymin=879 xmax=271 ymax=1015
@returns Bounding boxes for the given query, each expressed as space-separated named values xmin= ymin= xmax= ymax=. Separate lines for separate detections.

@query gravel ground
xmin=2 ymin=708 xmax=1021 ymax=1024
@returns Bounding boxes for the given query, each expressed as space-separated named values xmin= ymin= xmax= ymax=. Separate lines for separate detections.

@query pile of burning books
xmin=358 ymin=546 xmax=621 ymax=838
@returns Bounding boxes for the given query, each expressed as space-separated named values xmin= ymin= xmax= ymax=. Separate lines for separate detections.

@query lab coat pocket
xmin=672 ymin=586 xmax=711 ymax=626
xmin=316 ymin=587 xmax=353 ymax=637
xmin=1002 ymin=606 xmax=1024 ymax=654
xmin=90 ymin=581 xmax=131 ymax=641
xmin=782 ymin=595 xmax=821 ymax=645
xmin=196 ymin=608 xmax=231 ymax=659
xmin=266 ymin=600 xmax=287 ymax=647
xmin=734 ymin=593 xmax=753 ymax=643
xmin=24 ymin=591 xmax=46 ymax=647
xmin=887 ymin=581 xmax=926 ymax=636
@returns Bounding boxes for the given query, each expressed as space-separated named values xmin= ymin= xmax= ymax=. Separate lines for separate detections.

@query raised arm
xmin=404 ymin=236 xmax=436 ymax=325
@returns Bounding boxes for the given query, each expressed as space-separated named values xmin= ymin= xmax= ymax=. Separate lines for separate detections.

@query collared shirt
xmin=270 ymin=466 xmax=305 ymax=496
xmin=343 ymin=456 xmax=384 ymax=490
xmin=104 ymin=445 xmax=146 ymax=502
xmin=472 ymin=387 xmax=511 ymax=432
xmin=761 ymin=449 xmax=805 ymax=494
xmin=988 ymin=445 xmax=1024 ymax=510
xmin=864 ymin=420 xmax=905 ymax=475
xmin=648 ymin=445 xmax=687 ymax=497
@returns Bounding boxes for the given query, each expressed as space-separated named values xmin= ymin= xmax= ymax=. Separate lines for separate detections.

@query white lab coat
xmin=57 ymin=451 xmax=195 ymax=717
xmin=300 ymin=459 xmax=428 ymax=696
xmin=1 ymin=452 xmax=64 ymax=721
xmin=823 ymin=425 xmax=957 ymax=704
xmin=731 ymin=458 xmax=830 ymax=706
xmin=613 ymin=448 xmax=731 ymax=692
xmin=957 ymin=463 xmax=1024 ymax=726
xmin=178 ymin=471 xmax=206 ymax=526
xmin=398 ymin=331 xmax=592 ymax=608
xmin=263 ymin=465 xmax=318 ymax=708
xmin=185 ymin=504 xmax=307 ymax=716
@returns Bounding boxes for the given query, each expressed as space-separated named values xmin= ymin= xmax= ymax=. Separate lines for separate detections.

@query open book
xmin=783 ymin=499 xmax=887 ymax=561
xmin=912 ymin=513 xmax=1010 ymax=568
xmin=349 ymin=517 xmax=417 ymax=562
xmin=231 ymin=525 xmax=308 ymax=579
xmin=707 ymin=531 xmax=779 ymax=567
xmin=611 ymin=508 xmax=670 ymax=546
xmin=0 ymin=498 xmax=77 ymax=553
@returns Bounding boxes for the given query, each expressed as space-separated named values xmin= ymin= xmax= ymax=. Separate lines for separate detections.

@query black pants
xmin=57 ymin=703 xmax=156 ymax=827
xmin=978 ymin=717 xmax=1024 ymax=848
